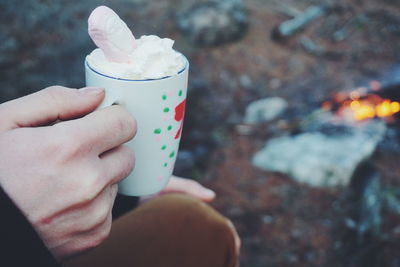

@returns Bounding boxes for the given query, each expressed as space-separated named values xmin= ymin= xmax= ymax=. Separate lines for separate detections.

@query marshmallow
xmin=88 ymin=6 xmax=136 ymax=63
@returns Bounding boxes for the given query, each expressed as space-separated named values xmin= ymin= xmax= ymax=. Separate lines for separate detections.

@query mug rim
xmin=85 ymin=53 xmax=188 ymax=82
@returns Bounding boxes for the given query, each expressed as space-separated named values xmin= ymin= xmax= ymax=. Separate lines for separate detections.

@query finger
xmin=45 ymin=184 xmax=117 ymax=259
xmin=100 ymin=145 xmax=135 ymax=185
xmin=77 ymin=184 xmax=117 ymax=233
xmin=50 ymin=184 xmax=117 ymax=236
xmin=71 ymin=195 xmax=115 ymax=252
xmin=0 ymin=86 xmax=105 ymax=131
xmin=160 ymin=176 xmax=216 ymax=202
xmin=54 ymin=210 xmax=113 ymax=259
xmin=59 ymin=105 xmax=136 ymax=155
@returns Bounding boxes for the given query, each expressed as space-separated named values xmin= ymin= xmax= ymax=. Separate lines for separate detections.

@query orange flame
xmin=325 ymin=81 xmax=400 ymax=121
xmin=344 ymin=95 xmax=399 ymax=121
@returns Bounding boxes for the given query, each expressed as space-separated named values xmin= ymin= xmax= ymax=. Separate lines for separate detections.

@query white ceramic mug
xmin=85 ymin=55 xmax=189 ymax=196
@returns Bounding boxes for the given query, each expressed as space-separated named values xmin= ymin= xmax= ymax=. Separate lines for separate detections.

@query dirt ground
xmin=171 ymin=0 xmax=400 ymax=266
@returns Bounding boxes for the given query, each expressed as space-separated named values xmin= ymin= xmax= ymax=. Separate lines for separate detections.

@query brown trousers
xmin=65 ymin=194 xmax=238 ymax=267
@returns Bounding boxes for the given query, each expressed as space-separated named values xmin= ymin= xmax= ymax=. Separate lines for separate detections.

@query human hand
xmin=0 ymin=86 xmax=136 ymax=260
xmin=140 ymin=176 xmax=216 ymax=203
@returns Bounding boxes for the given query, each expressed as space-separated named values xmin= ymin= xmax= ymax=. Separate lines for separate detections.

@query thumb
xmin=0 ymin=86 xmax=104 ymax=131
xmin=161 ymin=176 xmax=216 ymax=202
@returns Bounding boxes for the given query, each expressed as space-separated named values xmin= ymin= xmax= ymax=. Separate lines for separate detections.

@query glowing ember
xmin=370 ymin=80 xmax=381 ymax=92
xmin=325 ymin=80 xmax=400 ymax=121
xmin=350 ymin=91 xmax=360 ymax=100
xmin=322 ymin=101 xmax=332 ymax=111
xmin=344 ymin=95 xmax=400 ymax=120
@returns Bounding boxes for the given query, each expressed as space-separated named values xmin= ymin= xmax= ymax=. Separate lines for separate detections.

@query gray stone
xmin=239 ymin=74 xmax=252 ymax=89
xmin=244 ymin=97 xmax=288 ymax=124
xmin=252 ymin=117 xmax=386 ymax=187
xmin=176 ymin=0 xmax=248 ymax=46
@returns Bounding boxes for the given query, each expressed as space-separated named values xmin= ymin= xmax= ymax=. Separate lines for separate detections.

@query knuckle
xmin=45 ymin=85 xmax=65 ymax=92
xmin=109 ymin=147 xmax=135 ymax=183
xmin=74 ymin=173 xmax=101 ymax=204
xmin=81 ymin=204 xmax=109 ymax=233
xmin=90 ymin=213 xmax=112 ymax=246
xmin=85 ymin=188 xmax=115 ymax=229
xmin=121 ymin=147 xmax=135 ymax=177
xmin=129 ymin=116 xmax=138 ymax=138
xmin=44 ymin=85 xmax=62 ymax=93
xmin=74 ymin=187 xmax=95 ymax=205
xmin=36 ymin=86 xmax=67 ymax=119
xmin=43 ymin=86 xmax=67 ymax=102
xmin=98 ymin=215 xmax=112 ymax=240
xmin=40 ymin=137 xmax=66 ymax=160
xmin=38 ymin=128 xmax=78 ymax=163
xmin=63 ymin=137 xmax=83 ymax=158
xmin=55 ymin=127 xmax=93 ymax=160
xmin=111 ymin=106 xmax=137 ymax=140
xmin=94 ymin=208 xmax=110 ymax=229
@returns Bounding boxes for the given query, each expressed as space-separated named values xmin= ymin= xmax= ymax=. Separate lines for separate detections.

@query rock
xmin=268 ymin=78 xmax=282 ymax=90
xmin=344 ymin=217 xmax=357 ymax=229
xmin=239 ymin=74 xmax=253 ymax=89
xmin=252 ymin=117 xmax=386 ymax=187
xmin=244 ymin=97 xmax=288 ymax=124
xmin=176 ymin=0 xmax=248 ymax=46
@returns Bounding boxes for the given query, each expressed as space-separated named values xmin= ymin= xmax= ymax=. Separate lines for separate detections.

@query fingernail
xmin=79 ymin=87 xmax=104 ymax=95
xmin=203 ymin=188 xmax=216 ymax=198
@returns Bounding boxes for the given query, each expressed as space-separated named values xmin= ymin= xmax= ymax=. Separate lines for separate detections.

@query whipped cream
xmin=86 ymin=35 xmax=185 ymax=80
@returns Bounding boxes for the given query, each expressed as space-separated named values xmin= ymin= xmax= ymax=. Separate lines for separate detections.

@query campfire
xmin=322 ymin=80 xmax=400 ymax=121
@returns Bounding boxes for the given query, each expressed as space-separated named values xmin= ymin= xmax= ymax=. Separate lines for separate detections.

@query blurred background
xmin=1 ymin=0 xmax=400 ymax=266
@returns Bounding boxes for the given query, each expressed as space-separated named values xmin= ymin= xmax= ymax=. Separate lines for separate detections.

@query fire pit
xmin=323 ymin=80 xmax=400 ymax=122
xmin=253 ymin=68 xmax=400 ymax=189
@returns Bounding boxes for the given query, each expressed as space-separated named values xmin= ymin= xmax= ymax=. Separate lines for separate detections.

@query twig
xmin=272 ymin=6 xmax=326 ymax=40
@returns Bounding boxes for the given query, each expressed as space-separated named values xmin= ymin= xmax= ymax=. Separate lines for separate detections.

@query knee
xmin=143 ymin=194 xmax=240 ymax=267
